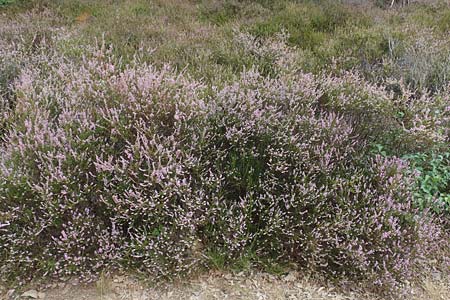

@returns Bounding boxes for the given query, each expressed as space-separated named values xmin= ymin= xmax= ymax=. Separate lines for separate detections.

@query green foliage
xmin=404 ymin=152 xmax=450 ymax=214
xmin=249 ymin=1 xmax=371 ymax=50
xmin=199 ymin=0 xmax=241 ymax=25
xmin=370 ymin=144 xmax=450 ymax=214
xmin=198 ymin=0 xmax=279 ymax=25
xmin=409 ymin=4 xmax=450 ymax=33
xmin=437 ymin=10 xmax=450 ymax=32
xmin=0 ymin=0 xmax=15 ymax=6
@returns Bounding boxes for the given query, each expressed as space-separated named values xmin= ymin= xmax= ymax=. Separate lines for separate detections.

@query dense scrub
xmin=0 ymin=0 xmax=449 ymax=298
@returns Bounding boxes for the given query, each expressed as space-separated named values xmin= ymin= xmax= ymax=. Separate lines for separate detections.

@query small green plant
xmin=404 ymin=152 xmax=450 ymax=214
xmin=370 ymin=143 xmax=388 ymax=157
xmin=0 ymin=0 xmax=15 ymax=6
xmin=206 ymin=249 xmax=227 ymax=270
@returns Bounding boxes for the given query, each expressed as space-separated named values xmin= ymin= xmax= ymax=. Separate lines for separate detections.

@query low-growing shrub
xmin=385 ymin=29 xmax=450 ymax=93
xmin=194 ymin=68 xmax=447 ymax=290
xmin=0 ymin=41 xmax=210 ymax=281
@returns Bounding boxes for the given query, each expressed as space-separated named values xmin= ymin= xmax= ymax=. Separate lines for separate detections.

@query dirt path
xmin=2 ymin=271 xmax=449 ymax=300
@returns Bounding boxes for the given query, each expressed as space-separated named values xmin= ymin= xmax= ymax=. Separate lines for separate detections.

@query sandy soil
xmin=1 ymin=271 xmax=449 ymax=300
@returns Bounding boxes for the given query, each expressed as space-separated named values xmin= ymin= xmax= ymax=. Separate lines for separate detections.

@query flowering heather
xmin=0 ymin=26 xmax=448 ymax=297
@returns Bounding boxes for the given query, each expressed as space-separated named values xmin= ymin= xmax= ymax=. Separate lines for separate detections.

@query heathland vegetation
xmin=0 ymin=0 xmax=449 ymax=298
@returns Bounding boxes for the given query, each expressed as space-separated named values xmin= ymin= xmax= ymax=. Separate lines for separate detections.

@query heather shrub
xmin=230 ymin=30 xmax=301 ymax=76
xmin=228 ymin=31 xmax=447 ymax=153
xmin=193 ymin=68 xmax=446 ymax=291
xmin=0 ymin=18 xmax=448 ymax=297
xmin=382 ymin=29 xmax=450 ymax=93
xmin=201 ymin=29 xmax=301 ymax=82
xmin=310 ymin=26 xmax=399 ymax=79
xmin=296 ymin=25 xmax=450 ymax=94
xmin=240 ymin=3 xmax=450 ymax=95
xmin=319 ymin=73 xmax=449 ymax=155
xmin=0 ymin=42 xmax=208 ymax=281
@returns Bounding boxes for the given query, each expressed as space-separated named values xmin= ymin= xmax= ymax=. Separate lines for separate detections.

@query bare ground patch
xmin=1 ymin=271 xmax=449 ymax=300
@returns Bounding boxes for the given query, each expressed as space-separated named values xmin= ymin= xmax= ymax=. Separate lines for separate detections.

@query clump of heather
xmin=318 ymin=71 xmax=449 ymax=155
xmin=0 ymin=31 xmax=448 ymax=296
xmin=0 ymin=40 xmax=208 ymax=281
xmin=232 ymin=29 xmax=301 ymax=76
xmin=194 ymin=68 xmax=447 ymax=291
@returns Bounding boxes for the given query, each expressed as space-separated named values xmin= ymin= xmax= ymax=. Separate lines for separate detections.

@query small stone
xmin=57 ymin=283 xmax=65 ymax=288
xmin=432 ymin=271 xmax=442 ymax=281
xmin=284 ymin=271 xmax=298 ymax=283
xmin=113 ymin=276 xmax=125 ymax=283
xmin=69 ymin=278 xmax=79 ymax=286
xmin=21 ymin=290 xmax=38 ymax=299
xmin=37 ymin=292 xmax=46 ymax=299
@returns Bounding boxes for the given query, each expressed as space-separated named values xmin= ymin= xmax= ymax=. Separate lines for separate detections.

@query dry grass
xmin=419 ymin=278 xmax=450 ymax=300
